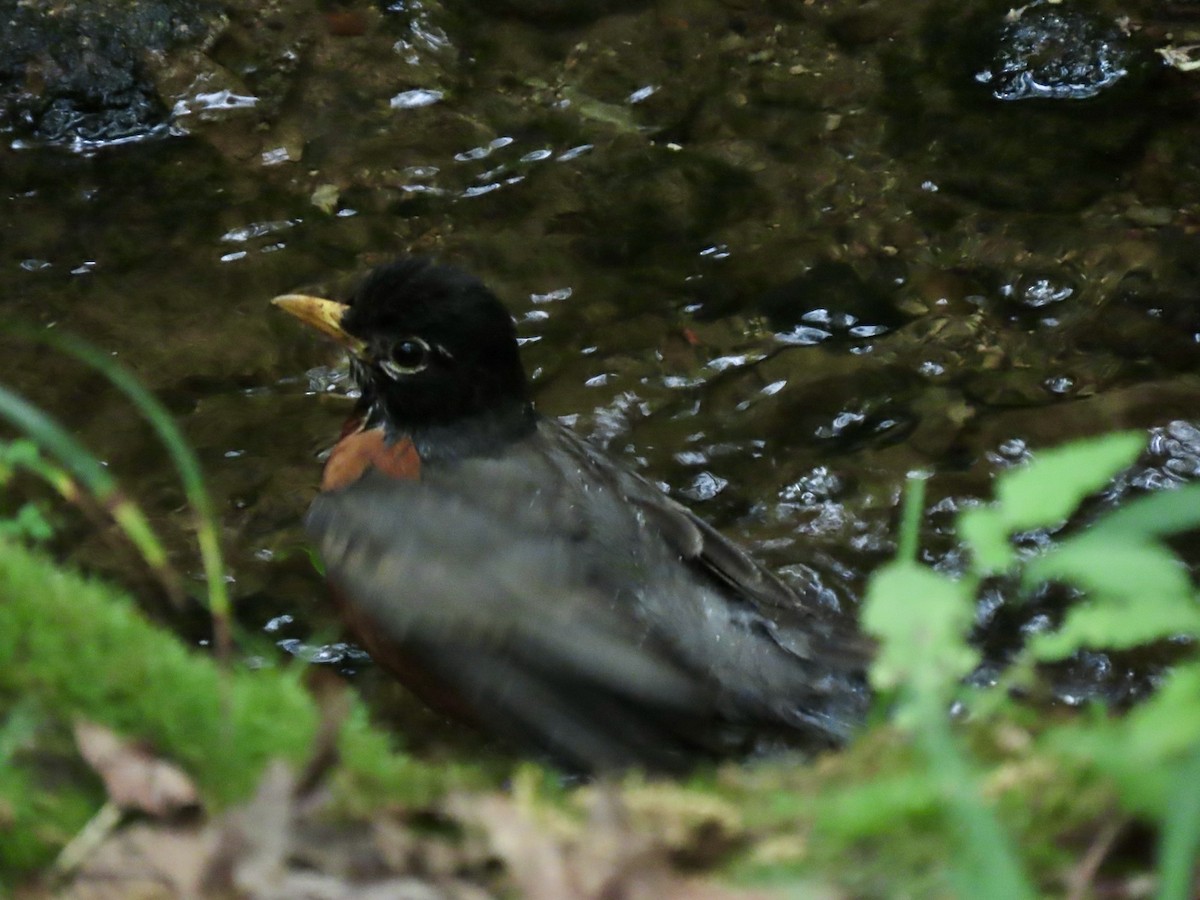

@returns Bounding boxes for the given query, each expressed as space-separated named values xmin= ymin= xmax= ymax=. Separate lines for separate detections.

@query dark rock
xmin=883 ymin=0 xmax=1162 ymax=211
xmin=978 ymin=6 xmax=1133 ymax=101
xmin=0 ymin=0 xmax=223 ymax=148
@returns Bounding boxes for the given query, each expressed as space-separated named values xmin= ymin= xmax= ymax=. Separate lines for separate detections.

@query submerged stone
xmin=977 ymin=5 xmax=1132 ymax=102
xmin=883 ymin=0 xmax=1159 ymax=211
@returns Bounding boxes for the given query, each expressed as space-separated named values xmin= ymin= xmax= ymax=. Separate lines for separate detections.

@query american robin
xmin=273 ymin=257 xmax=869 ymax=772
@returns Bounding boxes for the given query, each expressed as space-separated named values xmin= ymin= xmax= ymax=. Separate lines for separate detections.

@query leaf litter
xmin=32 ymin=712 xmax=789 ymax=899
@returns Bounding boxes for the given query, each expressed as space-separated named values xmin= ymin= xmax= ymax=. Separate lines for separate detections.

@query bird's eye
xmin=379 ymin=336 xmax=432 ymax=378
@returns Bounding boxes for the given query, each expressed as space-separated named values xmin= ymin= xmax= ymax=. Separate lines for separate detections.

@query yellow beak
xmin=271 ymin=294 xmax=367 ymax=355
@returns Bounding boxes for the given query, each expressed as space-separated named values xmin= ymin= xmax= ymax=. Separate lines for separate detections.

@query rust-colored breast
xmin=321 ymin=427 xmax=421 ymax=492
xmin=318 ymin=426 xmax=474 ymax=722
xmin=329 ymin=583 xmax=479 ymax=725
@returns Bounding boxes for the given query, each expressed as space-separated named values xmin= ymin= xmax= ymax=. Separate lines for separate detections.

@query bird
xmin=273 ymin=257 xmax=870 ymax=773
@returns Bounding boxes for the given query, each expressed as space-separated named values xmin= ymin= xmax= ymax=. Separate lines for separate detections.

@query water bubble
xmin=220 ymin=219 xmax=299 ymax=243
xmin=674 ymin=450 xmax=709 ymax=466
xmin=627 ymin=85 xmax=659 ymax=104
xmin=462 ymin=182 xmax=503 ymax=198
xmin=390 ymin=89 xmax=444 ymax=109
xmin=402 ymin=165 xmax=440 ymax=180
xmin=263 ymin=614 xmax=293 ymax=633
xmin=557 ymin=144 xmax=594 ymax=162
xmin=531 ymin=287 xmax=573 ymax=304
xmin=1044 ymin=375 xmax=1074 ymax=395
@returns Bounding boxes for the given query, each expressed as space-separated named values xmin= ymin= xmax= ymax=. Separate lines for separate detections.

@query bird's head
xmin=274 ymin=257 xmax=533 ymax=448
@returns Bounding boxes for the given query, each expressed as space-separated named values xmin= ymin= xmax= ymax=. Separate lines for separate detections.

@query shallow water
xmin=3 ymin=0 xmax=1199 ymax=739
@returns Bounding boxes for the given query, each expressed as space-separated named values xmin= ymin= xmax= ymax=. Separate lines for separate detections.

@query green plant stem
xmin=915 ymin=696 xmax=1035 ymax=900
xmin=1157 ymin=739 xmax=1200 ymax=900
xmin=898 ymin=473 xmax=928 ymax=563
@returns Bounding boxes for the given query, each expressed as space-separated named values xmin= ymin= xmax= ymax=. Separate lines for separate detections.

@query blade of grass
xmin=2 ymin=439 xmax=79 ymax=500
xmin=5 ymin=328 xmax=231 ymax=659
xmin=0 ymin=385 xmax=179 ymax=603
xmin=2 ymin=439 xmax=166 ymax=565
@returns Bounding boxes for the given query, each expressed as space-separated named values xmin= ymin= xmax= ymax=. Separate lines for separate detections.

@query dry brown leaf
xmin=73 ymin=720 xmax=200 ymax=818
xmin=449 ymin=786 xmax=780 ymax=900
xmin=450 ymin=792 xmax=575 ymax=900
xmin=199 ymin=759 xmax=295 ymax=896
xmin=59 ymin=757 xmax=500 ymax=899
xmin=58 ymin=820 xmax=217 ymax=900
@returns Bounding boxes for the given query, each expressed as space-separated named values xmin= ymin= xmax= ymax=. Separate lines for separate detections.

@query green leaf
xmin=1043 ymin=723 xmax=1174 ymax=816
xmin=994 ymin=432 xmax=1144 ymax=532
xmin=0 ymin=504 xmax=55 ymax=543
xmin=815 ymin=771 xmax=940 ymax=838
xmin=0 ymin=439 xmax=45 ymax=474
xmin=863 ymin=561 xmax=979 ymax=694
xmin=959 ymin=506 xmax=1016 ymax=575
xmin=1087 ymin=482 xmax=1200 ymax=541
xmin=1025 ymin=537 xmax=1192 ymax=604
xmin=1124 ymin=664 xmax=1200 ymax=762
xmin=1030 ymin=597 xmax=1200 ymax=660
xmin=1044 ymin=665 xmax=1200 ymax=816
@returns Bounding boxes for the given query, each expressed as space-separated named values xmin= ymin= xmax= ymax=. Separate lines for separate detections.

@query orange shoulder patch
xmin=321 ymin=428 xmax=421 ymax=491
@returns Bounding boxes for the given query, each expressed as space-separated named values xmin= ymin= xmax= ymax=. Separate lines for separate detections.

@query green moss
xmin=0 ymin=541 xmax=319 ymax=802
xmin=0 ymin=539 xmax=497 ymax=879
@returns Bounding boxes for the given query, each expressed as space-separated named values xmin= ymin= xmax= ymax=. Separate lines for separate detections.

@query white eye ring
xmin=379 ymin=336 xmax=432 ymax=378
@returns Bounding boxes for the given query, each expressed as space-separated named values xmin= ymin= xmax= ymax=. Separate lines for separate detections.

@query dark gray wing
xmin=540 ymin=420 xmax=870 ymax=659
xmin=309 ymin=469 xmax=741 ymax=770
